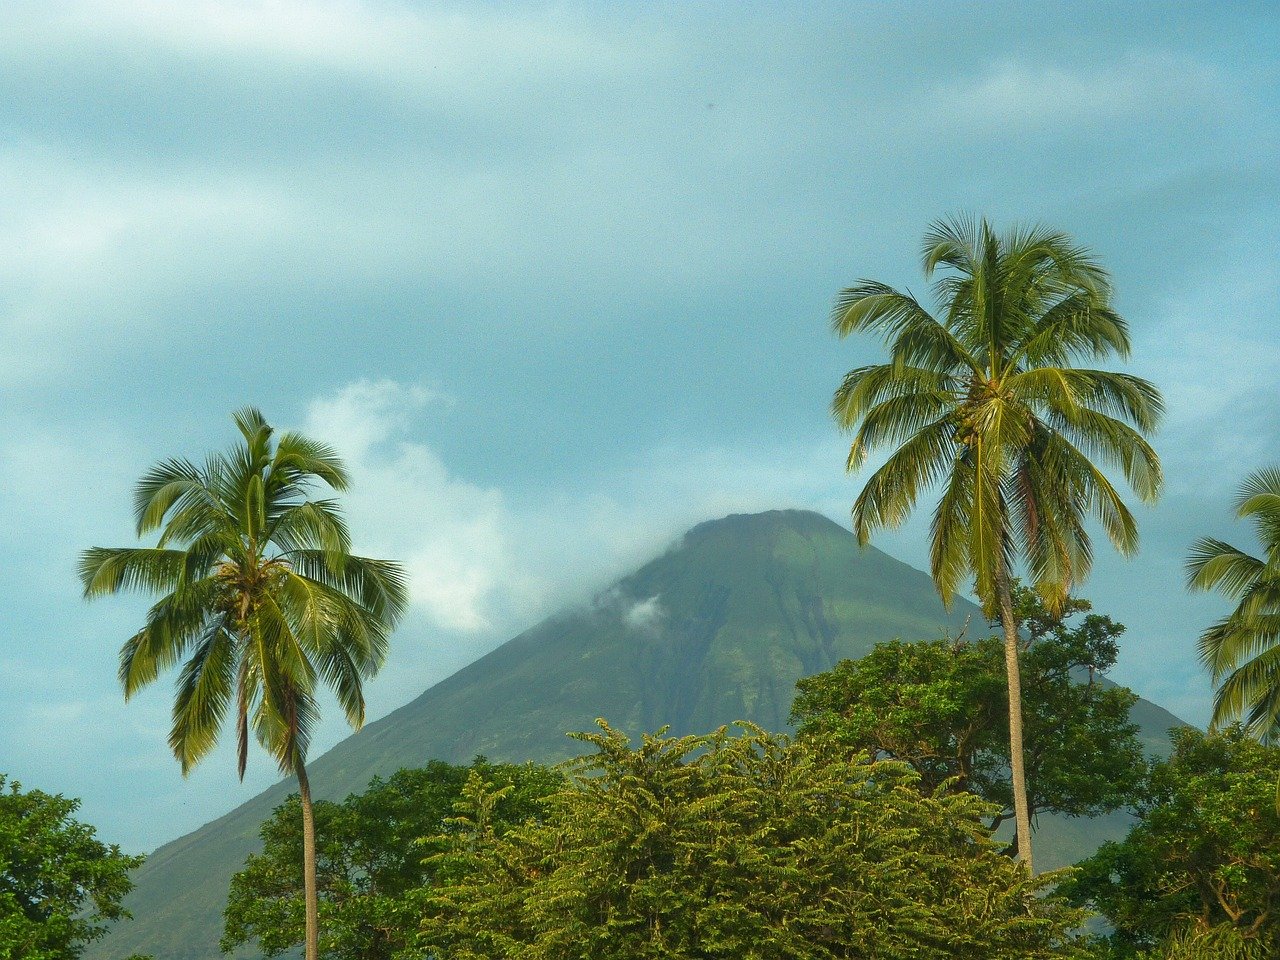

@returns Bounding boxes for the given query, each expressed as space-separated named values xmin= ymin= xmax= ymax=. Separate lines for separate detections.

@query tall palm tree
xmin=830 ymin=216 xmax=1163 ymax=873
xmin=79 ymin=408 xmax=408 ymax=960
xmin=1187 ymin=467 xmax=1280 ymax=737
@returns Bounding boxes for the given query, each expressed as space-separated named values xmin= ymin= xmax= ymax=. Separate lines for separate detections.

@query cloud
xmin=623 ymin=595 xmax=665 ymax=633
xmin=302 ymin=378 xmax=857 ymax=639
xmin=42 ymin=0 xmax=640 ymax=92
xmin=305 ymin=379 xmax=524 ymax=633
xmin=936 ymin=52 xmax=1225 ymax=131
xmin=0 ymin=147 xmax=301 ymax=384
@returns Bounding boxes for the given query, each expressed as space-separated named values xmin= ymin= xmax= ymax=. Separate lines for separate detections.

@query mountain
xmin=90 ymin=509 xmax=1188 ymax=960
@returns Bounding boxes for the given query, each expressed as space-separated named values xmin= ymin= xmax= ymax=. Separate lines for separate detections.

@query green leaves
xmin=1187 ymin=467 xmax=1280 ymax=739
xmin=1067 ymin=727 xmax=1280 ymax=957
xmin=414 ymin=722 xmax=1084 ymax=960
xmin=832 ymin=216 xmax=1163 ymax=611
xmin=0 ymin=775 xmax=143 ymax=960
xmin=80 ymin=408 xmax=408 ymax=778
xmin=791 ymin=588 xmax=1146 ymax=827
xmin=77 ymin=547 xmax=190 ymax=598
xmin=222 ymin=761 xmax=560 ymax=960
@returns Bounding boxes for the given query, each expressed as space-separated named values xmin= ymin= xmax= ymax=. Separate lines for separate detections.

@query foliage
xmin=80 ymin=407 xmax=409 ymax=960
xmin=222 ymin=760 xmax=561 ymax=960
xmin=79 ymin=407 xmax=408 ymax=778
xmin=830 ymin=215 xmax=1163 ymax=611
xmin=830 ymin=215 xmax=1162 ymax=871
xmin=1186 ymin=466 xmax=1280 ymax=738
xmin=1067 ymin=727 xmax=1280 ymax=957
xmin=0 ymin=775 xmax=144 ymax=960
xmin=414 ymin=721 xmax=1087 ymax=960
xmin=792 ymin=587 xmax=1145 ymax=832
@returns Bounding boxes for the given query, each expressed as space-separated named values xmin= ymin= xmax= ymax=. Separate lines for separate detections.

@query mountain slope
xmin=90 ymin=509 xmax=1186 ymax=959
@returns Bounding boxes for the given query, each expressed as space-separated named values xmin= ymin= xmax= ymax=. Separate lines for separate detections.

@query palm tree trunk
xmin=995 ymin=570 xmax=1034 ymax=875
xmin=295 ymin=760 xmax=320 ymax=960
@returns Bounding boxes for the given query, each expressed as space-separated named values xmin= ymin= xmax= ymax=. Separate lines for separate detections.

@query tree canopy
xmin=1068 ymin=727 xmax=1280 ymax=959
xmin=80 ymin=407 xmax=408 ymax=960
xmin=791 ymin=588 xmax=1145 ymax=834
xmin=79 ymin=407 xmax=407 ymax=780
xmin=222 ymin=760 xmax=561 ymax=960
xmin=413 ymin=722 xmax=1085 ymax=960
xmin=0 ymin=775 xmax=143 ymax=960
xmin=831 ymin=216 xmax=1163 ymax=612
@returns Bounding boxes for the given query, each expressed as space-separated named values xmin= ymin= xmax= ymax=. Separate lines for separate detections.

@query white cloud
xmin=302 ymin=378 xmax=856 ymax=640
xmin=0 ymin=147 xmax=298 ymax=383
xmin=305 ymin=379 xmax=524 ymax=633
xmin=623 ymin=594 xmax=665 ymax=633
xmin=18 ymin=0 xmax=652 ymax=99
xmin=936 ymin=52 xmax=1223 ymax=131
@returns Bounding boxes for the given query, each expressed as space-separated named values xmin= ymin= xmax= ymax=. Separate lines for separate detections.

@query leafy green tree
xmin=79 ymin=408 xmax=408 ymax=960
xmin=1187 ymin=467 xmax=1280 ymax=737
xmin=1067 ymin=727 xmax=1280 ymax=958
xmin=830 ymin=216 xmax=1163 ymax=871
xmin=792 ymin=588 xmax=1144 ymax=839
xmin=222 ymin=759 xmax=561 ymax=960
xmin=0 ymin=775 xmax=144 ymax=960
xmin=415 ymin=722 xmax=1086 ymax=960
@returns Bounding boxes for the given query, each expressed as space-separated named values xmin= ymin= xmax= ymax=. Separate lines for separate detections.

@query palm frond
xmin=1043 ymin=405 xmax=1162 ymax=504
xmin=967 ymin=436 xmax=1012 ymax=610
xmin=1037 ymin=428 xmax=1139 ymax=556
xmin=270 ymin=500 xmax=352 ymax=560
xmin=830 ymin=282 xmax=944 ymax=346
xmin=890 ymin=316 xmax=982 ymax=375
xmin=133 ymin=458 xmax=215 ymax=536
xmin=118 ymin=580 xmax=223 ymax=698
xmin=1186 ymin=538 xmax=1265 ymax=596
xmin=1234 ymin=467 xmax=1280 ymax=550
xmin=1007 ymin=449 xmax=1093 ymax=608
xmin=272 ymin=432 xmax=350 ymax=492
xmin=1016 ymin=296 xmax=1130 ymax=365
xmin=920 ymin=213 xmax=977 ymax=278
xmin=79 ymin=547 xmax=190 ymax=598
xmin=1011 ymin=368 xmax=1163 ymax=433
xmin=288 ymin=551 xmax=409 ymax=627
xmin=1200 ymin=611 xmax=1280 ymax=681
xmin=831 ymin=364 xmax=957 ymax=430
xmin=1209 ymin=642 xmax=1280 ymax=737
xmin=849 ymin=395 xmax=957 ymax=455
xmin=233 ymin=407 xmax=272 ymax=450
xmin=929 ymin=452 xmax=973 ymax=606
xmin=169 ymin=619 xmax=236 ymax=775
xmin=849 ymin=419 xmax=958 ymax=541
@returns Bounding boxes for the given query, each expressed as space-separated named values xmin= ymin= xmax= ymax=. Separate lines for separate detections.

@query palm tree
xmin=79 ymin=408 xmax=408 ymax=960
xmin=1187 ymin=467 xmax=1280 ymax=738
xmin=830 ymin=215 xmax=1163 ymax=873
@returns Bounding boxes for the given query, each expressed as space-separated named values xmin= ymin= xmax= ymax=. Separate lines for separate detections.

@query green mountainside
xmin=90 ymin=509 xmax=1188 ymax=960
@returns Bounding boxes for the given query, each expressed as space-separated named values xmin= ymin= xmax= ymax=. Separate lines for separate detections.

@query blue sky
xmin=0 ymin=1 xmax=1276 ymax=852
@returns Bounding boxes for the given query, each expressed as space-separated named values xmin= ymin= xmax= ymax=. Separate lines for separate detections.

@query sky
xmin=0 ymin=0 xmax=1277 ymax=853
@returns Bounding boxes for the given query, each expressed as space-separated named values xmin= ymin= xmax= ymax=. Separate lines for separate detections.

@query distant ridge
xmin=90 ymin=509 xmax=1188 ymax=960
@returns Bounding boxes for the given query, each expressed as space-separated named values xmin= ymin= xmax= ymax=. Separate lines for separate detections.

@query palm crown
xmin=832 ymin=215 xmax=1164 ymax=612
xmin=79 ymin=408 xmax=408 ymax=777
xmin=1187 ymin=467 xmax=1280 ymax=738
